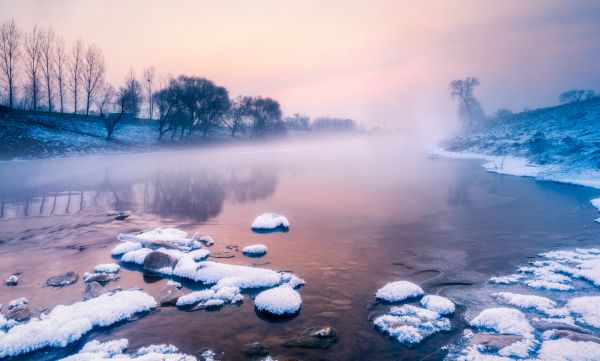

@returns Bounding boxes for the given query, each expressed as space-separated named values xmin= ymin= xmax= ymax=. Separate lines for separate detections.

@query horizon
xmin=1 ymin=0 xmax=600 ymax=131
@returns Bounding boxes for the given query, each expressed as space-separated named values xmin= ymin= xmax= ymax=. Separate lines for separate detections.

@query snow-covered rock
xmin=176 ymin=286 xmax=243 ymax=309
xmin=373 ymin=305 xmax=452 ymax=344
xmin=536 ymin=338 xmax=600 ymax=361
xmin=0 ymin=290 xmax=156 ymax=358
xmin=111 ymin=241 xmax=142 ymax=256
xmin=255 ymin=285 xmax=302 ymax=315
xmin=492 ymin=292 xmax=565 ymax=317
xmin=118 ymin=228 xmax=201 ymax=251
xmin=251 ymin=213 xmax=289 ymax=231
xmin=60 ymin=338 xmax=197 ymax=360
xmin=420 ymin=295 xmax=455 ymax=315
xmin=567 ymin=296 xmax=600 ymax=328
xmin=242 ymin=244 xmax=268 ymax=256
xmin=94 ymin=263 xmax=120 ymax=274
xmin=375 ymin=281 xmax=424 ymax=302
xmin=4 ymin=275 xmax=18 ymax=286
xmin=469 ymin=307 xmax=533 ymax=336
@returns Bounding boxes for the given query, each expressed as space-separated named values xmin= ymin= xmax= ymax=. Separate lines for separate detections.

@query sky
xmin=2 ymin=0 xmax=600 ymax=131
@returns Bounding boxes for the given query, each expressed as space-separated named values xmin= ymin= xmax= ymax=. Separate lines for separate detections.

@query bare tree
xmin=82 ymin=44 xmax=105 ymax=115
xmin=96 ymin=84 xmax=114 ymax=116
xmin=449 ymin=77 xmax=485 ymax=128
xmin=0 ymin=19 xmax=21 ymax=108
xmin=559 ymin=90 xmax=596 ymax=104
xmin=68 ymin=39 xmax=84 ymax=114
xmin=40 ymin=28 xmax=55 ymax=111
xmin=223 ymin=95 xmax=252 ymax=137
xmin=24 ymin=26 xmax=43 ymax=111
xmin=54 ymin=37 xmax=67 ymax=113
xmin=122 ymin=69 xmax=143 ymax=117
xmin=143 ymin=66 xmax=155 ymax=119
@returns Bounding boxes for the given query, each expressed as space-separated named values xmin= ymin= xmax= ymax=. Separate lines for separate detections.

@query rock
xmin=82 ymin=281 xmax=104 ymax=301
xmin=198 ymin=235 xmax=215 ymax=247
xmin=553 ymin=330 xmax=600 ymax=343
xmin=471 ymin=334 xmax=524 ymax=352
xmin=241 ymin=342 xmax=270 ymax=357
xmin=4 ymin=274 xmax=18 ymax=286
xmin=113 ymin=212 xmax=130 ymax=221
xmin=159 ymin=284 xmax=184 ymax=306
xmin=143 ymin=251 xmax=178 ymax=274
xmin=46 ymin=271 xmax=79 ymax=287
xmin=282 ymin=326 xmax=338 ymax=349
xmin=83 ymin=272 xmax=119 ymax=284
xmin=7 ymin=304 xmax=31 ymax=322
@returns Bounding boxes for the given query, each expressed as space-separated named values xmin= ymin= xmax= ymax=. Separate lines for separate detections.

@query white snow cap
xmin=110 ymin=241 xmax=142 ymax=256
xmin=93 ymin=263 xmax=120 ymax=274
xmin=375 ymin=281 xmax=424 ymax=302
xmin=420 ymin=295 xmax=455 ymax=315
xmin=251 ymin=213 xmax=289 ymax=230
xmin=117 ymin=228 xmax=201 ymax=251
xmin=242 ymin=244 xmax=268 ymax=255
xmin=469 ymin=307 xmax=534 ymax=336
xmin=0 ymin=290 xmax=157 ymax=358
xmin=60 ymin=338 xmax=197 ymax=360
xmin=373 ymin=305 xmax=452 ymax=344
xmin=254 ymin=285 xmax=302 ymax=315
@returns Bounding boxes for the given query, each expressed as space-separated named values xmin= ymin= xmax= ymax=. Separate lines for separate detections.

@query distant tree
xmin=493 ymin=108 xmax=513 ymax=119
xmin=0 ymin=19 xmax=21 ymax=108
xmin=312 ymin=117 xmax=357 ymax=132
xmin=449 ymin=77 xmax=485 ymax=128
xmin=54 ymin=36 xmax=67 ymax=113
xmin=248 ymin=96 xmax=283 ymax=137
xmin=559 ymin=90 xmax=596 ymax=104
xmin=23 ymin=26 xmax=43 ymax=111
xmin=68 ymin=39 xmax=84 ymax=113
xmin=153 ymin=81 xmax=180 ymax=140
xmin=82 ymin=44 xmax=105 ymax=115
xmin=284 ymin=113 xmax=310 ymax=131
xmin=96 ymin=84 xmax=114 ymax=116
xmin=120 ymin=70 xmax=143 ymax=117
xmin=40 ymin=28 xmax=55 ymax=111
xmin=143 ymin=66 xmax=155 ymax=119
xmin=223 ymin=95 xmax=252 ymax=137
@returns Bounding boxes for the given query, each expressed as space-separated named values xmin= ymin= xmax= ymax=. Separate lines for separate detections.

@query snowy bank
xmin=60 ymin=338 xmax=197 ymax=360
xmin=0 ymin=290 xmax=156 ymax=358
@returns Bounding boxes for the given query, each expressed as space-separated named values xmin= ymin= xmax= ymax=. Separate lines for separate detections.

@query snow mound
xmin=251 ymin=213 xmax=289 ymax=230
xmin=242 ymin=244 xmax=268 ymax=256
xmin=60 ymin=338 xmax=197 ymax=360
xmin=176 ymin=286 xmax=243 ymax=308
xmin=110 ymin=241 xmax=142 ymax=256
xmin=375 ymin=281 xmax=424 ymax=302
xmin=0 ymin=290 xmax=156 ymax=358
xmin=373 ymin=305 xmax=452 ymax=344
xmin=94 ymin=263 xmax=120 ymax=274
xmin=537 ymin=338 xmax=600 ymax=361
xmin=420 ymin=295 xmax=455 ymax=315
xmin=254 ymin=285 xmax=302 ymax=315
xmin=118 ymin=228 xmax=201 ymax=251
xmin=469 ymin=307 xmax=533 ymax=336
xmin=567 ymin=296 xmax=600 ymax=328
xmin=492 ymin=292 xmax=565 ymax=317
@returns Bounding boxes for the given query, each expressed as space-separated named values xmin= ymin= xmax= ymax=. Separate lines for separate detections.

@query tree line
xmin=0 ymin=19 xmax=358 ymax=140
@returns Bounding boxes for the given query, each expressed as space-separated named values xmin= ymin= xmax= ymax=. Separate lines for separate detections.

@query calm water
xmin=0 ymin=135 xmax=599 ymax=360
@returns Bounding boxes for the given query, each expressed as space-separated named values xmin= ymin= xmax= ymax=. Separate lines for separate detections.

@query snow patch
xmin=94 ymin=263 xmax=120 ymax=274
xmin=420 ymin=295 xmax=455 ymax=315
xmin=373 ymin=305 xmax=452 ymax=344
xmin=375 ymin=281 xmax=424 ymax=302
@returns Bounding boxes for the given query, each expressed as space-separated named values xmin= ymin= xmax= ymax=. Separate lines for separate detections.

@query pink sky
xmin=2 ymin=0 xmax=600 ymax=130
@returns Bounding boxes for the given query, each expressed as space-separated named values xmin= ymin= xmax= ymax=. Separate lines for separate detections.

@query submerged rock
xmin=159 ymin=284 xmax=184 ymax=306
xmin=82 ymin=281 xmax=104 ymax=301
xmin=46 ymin=271 xmax=78 ymax=287
xmin=143 ymin=251 xmax=178 ymax=274
xmin=4 ymin=274 xmax=18 ymax=286
xmin=242 ymin=342 xmax=270 ymax=357
xmin=282 ymin=326 xmax=338 ymax=349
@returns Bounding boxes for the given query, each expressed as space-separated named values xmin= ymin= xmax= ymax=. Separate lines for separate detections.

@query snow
xmin=420 ymin=295 xmax=455 ymax=315
xmin=254 ymin=285 xmax=302 ymax=315
xmin=0 ymin=290 xmax=157 ymax=358
xmin=373 ymin=305 xmax=452 ymax=344
xmin=177 ymin=260 xmax=283 ymax=289
xmin=492 ymin=292 xmax=564 ymax=317
xmin=536 ymin=338 xmax=600 ymax=361
xmin=111 ymin=241 xmax=142 ymax=256
xmin=176 ymin=286 xmax=243 ymax=308
xmin=489 ymin=274 xmax=524 ymax=284
xmin=118 ymin=228 xmax=201 ymax=251
xmin=94 ymin=263 xmax=120 ymax=274
xmin=251 ymin=213 xmax=289 ymax=230
xmin=280 ymin=272 xmax=305 ymax=288
xmin=375 ymin=281 xmax=424 ymax=302
xmin=567 ymin=296 xmax=600 ymax=328
xmin=4 ymin=275 xmax=18 ymax=285
xmin=8 ymin=298 xmax=27 ymax=309
xmin=242 ymin=244 xmax=268 ymax=256
xmin=120 ymin=248 xmax=152 ymax=265
xmin=469 ymin=307 xmax=534 ymax=336
xmin=60 ymin=338 xmax=197 ymax=360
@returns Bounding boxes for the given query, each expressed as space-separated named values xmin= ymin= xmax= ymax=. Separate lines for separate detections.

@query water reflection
xmin=0 ymin=158 xmax=279 ymax=221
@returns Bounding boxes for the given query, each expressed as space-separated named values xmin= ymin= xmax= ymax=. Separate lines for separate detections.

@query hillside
xmin=442 ymin=97 xmax=600 ymax=183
